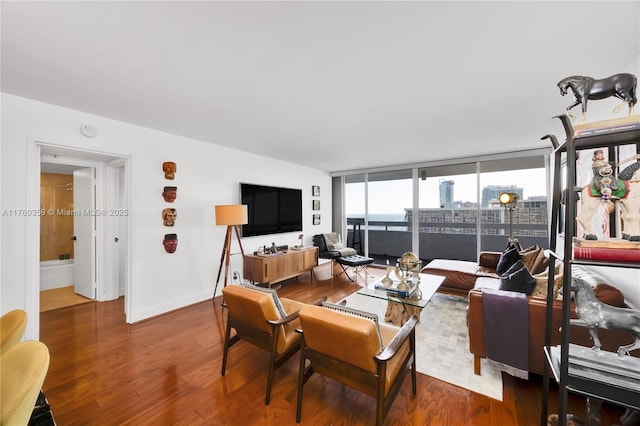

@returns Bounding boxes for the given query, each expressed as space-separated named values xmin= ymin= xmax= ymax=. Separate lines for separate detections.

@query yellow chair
xmin=296 ymin=303 xmax=418 ymax=426
xmin=221 ymin=284 xmax=317 ymax=405
xmin=1 ymin=309 xmax=28 ymax=355
xmin=1 ymin=340 xmax=51 ymax=425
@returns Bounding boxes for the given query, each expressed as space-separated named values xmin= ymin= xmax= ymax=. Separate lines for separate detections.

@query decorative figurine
xmin=381 ymin=259 xmax=393 ymax=286
xmin=162 ymin=208 xmax=177 ymax=226
xmin=162 ymin=186 xmax=177 ymax=203
xmin=557 ymin=73 xmax=637 ymax=121
xmin=577 ymin=153 xmax=640 ymax=240
xmin=163 ymin=233 xmax=178 ymax=253
xmin=162 ymin=161 xmax=176 ymax=180
xmin=570 ymin=277 xmax=640 ymax=357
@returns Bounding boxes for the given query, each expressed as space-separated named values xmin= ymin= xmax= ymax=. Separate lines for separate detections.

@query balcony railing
xmin=347 ymin=220 xmax=548 ymax=264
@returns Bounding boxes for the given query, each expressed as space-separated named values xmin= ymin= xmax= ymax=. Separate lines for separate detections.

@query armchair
xmin=1 ymin=309 xmax=27 ymax=354
xmin=1 ymin=341 xmax=50 ymax=425
xmin=221 ymin=284 xmax=318 ymax=405
xmin=296 ymin=304 xmax=418 ymax=426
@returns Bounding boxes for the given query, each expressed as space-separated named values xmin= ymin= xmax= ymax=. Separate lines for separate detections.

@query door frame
xmin=26 ymin=137 xmax=133 ymax=339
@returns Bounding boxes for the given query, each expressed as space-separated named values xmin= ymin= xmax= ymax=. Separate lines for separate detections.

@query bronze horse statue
xmin=557 ymin=73 xmax=637 ymax=121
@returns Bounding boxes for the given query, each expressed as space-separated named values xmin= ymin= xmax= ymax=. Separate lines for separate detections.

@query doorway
xmin=26 ymin=141 xmax=131 ymax=338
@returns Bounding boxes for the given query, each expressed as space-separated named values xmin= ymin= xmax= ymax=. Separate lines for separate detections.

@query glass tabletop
xmin=356 ymin=273 xmax=445 ymax=309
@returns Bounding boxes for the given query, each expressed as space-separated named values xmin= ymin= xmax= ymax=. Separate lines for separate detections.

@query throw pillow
xmin=496 ymin=243 xmax=521 ymax=275
xmin=240 ymin=282 xmax=287 ymax=318
xmin=529 ymin=249 xmax=550 ymax=275
xmin=531 ymin=270 xmax=564 ymax=300
xmin=322 ymin=233 xmax=342 ymax=251
xmin=322 ymin=301 xmax=384 ymax=350
xmin=499 ymin=259 xmax=537 ymax=295
xmin=519 ymin=246 xmax=541 ymax=271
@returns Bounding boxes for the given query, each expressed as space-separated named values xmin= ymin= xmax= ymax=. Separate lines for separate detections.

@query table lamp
xmin=214 ymin=204 xmax=248 ymax=296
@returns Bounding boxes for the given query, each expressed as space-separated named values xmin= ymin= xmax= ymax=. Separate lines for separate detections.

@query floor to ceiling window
xmin=335 ymin=150 xmax=549 ymax=264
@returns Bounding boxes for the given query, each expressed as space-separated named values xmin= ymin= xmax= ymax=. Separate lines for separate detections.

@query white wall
xmin=1 ymin=94 xmax=333 ymax=339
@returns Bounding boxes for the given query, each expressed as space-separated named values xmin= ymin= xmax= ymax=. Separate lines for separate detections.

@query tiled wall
xmin=40 ymin=173 xmax=74 ymax=261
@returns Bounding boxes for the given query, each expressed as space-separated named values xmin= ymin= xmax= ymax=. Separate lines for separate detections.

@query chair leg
xmin=296 ymin=346 xmax=306 ymax=423
xmin=474 ymin=355 xmax=481 ymax=375
xmin=265 ymin=348 xmax=278 ymax=405
xmin=221 ymin=321 xmax=232 ymax=376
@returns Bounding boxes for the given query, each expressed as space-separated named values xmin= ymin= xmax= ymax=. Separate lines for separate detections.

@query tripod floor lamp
xmin=499 ymin=192 xmax=522 ymax=251
xmin=214 ymin=204 xmax=248 ymax=296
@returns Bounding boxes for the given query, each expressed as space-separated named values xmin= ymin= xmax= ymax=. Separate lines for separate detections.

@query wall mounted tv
xmin=240 ymin=183 xmax=303 ymax=237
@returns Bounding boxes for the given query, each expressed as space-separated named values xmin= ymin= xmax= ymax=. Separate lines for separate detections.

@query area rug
xmin=343 ymin=291 xmax=503 ymax=400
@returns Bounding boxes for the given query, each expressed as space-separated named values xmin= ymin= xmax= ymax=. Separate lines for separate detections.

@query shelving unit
xmin=541 ymin=114 xmax=640 ymax=426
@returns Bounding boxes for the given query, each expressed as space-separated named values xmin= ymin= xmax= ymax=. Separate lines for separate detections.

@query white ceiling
xmin=2 ymin=1 xmax=639 ymax=173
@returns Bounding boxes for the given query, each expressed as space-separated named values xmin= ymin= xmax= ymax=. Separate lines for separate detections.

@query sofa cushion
xmin=496 ymin=244 xmax=521 ymax=275
xmin=594 ymin=283 xmax=626 ymax=307
xmin=499 ymin=259 xmax=536 ymax=295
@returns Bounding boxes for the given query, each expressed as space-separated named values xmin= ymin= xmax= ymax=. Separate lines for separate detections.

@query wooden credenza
xmin=243 ymin=247 xmax=318 ymax=287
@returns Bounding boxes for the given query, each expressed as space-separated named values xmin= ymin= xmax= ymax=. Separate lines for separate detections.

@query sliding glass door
xmin=335 ymin=150 xmax=550 ymax=265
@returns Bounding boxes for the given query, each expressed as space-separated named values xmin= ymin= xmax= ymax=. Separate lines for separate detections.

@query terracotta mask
xmin=162 ymin=186 xmax=177 ymax=203
xmin=162 ymin=161 xmax=177 ymax=180
xmin=162 ymin=208 xmax=177 ymax=226
xmin=163 ymin=233 xmax=178 ymax=253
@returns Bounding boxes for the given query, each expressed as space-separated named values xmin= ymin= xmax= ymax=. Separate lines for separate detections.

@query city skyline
xmin=346 ymin=168 xmax=547 ymax=216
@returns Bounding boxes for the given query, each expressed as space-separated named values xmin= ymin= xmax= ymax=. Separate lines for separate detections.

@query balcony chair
xmin=1 ymin=340 xmax=51 ymax=425
xmin=1 ymin=309 xmax=28 ymax=354
xmin=296 ymin=303 xmax=418 ymax=426
xmin=221 ymin=284 xmax=324 ymax=405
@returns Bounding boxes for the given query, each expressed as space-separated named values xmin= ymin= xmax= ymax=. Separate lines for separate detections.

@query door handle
xmin=71 ymin=236 xmax=77 ymax=241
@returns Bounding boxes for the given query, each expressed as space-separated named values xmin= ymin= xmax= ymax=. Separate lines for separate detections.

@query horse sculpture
xmin=557 ymin=73 xmax=637 ymax=121
xmin=577 ymin=158 xmax=640 ymax=241
xmin=570 ymin=276 xmax=640 ymax=357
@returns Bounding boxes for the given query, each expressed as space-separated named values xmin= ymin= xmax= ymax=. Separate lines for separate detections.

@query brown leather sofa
xmin=420 ymin=251 xmax=502 ymax=296
xmin=468 ymin=268 xmax=639 ymax=375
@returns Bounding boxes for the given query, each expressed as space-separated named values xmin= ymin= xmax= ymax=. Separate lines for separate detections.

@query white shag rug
xmin=343 ymin=291 xmax=503 ymax=400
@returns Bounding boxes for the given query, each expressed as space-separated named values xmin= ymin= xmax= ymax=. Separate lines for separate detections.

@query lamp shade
xmin=215 ymin=205 xmax=248 ymax=226
xmin=499 ymin=192 xmax=519 ymax=206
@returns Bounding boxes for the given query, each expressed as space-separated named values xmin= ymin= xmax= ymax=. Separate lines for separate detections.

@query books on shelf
xmin=572 ymin=237 xmax=640 ymax=262
xmin=573 ymin=115 xmax=640 ymax=137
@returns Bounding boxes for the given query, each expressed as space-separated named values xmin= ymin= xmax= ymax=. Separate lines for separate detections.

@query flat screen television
xmin=240 ymin=183 xmax=303 ymax=237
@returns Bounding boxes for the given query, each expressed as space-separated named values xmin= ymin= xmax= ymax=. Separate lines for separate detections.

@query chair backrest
xmin=1 ymin=309 xmax=28 ymax=354
xmin=299 ymin=304 xmax=382 ymax=373
xmin=223 ymin=285 xmax=283 ymax=335
xmin=312 ymin=234 xmax=328 ymax=252
xmin=1 ymin=340 xmax=50 ymax=425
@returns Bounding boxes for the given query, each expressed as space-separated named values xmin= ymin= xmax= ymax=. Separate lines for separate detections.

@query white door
xmin=73 ymin=168 xmax=96 ymax=299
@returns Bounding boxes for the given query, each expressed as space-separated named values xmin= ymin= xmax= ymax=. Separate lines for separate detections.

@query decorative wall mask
xmin=163 ymin=233 xmax=178 ymax=253
xmin=162 ymin=161 xmax=177 ymax=180
xmin=162 ymin=186 xmax=177 ymax=203
xmin=162 ymin=208 xmax=177 ymax=226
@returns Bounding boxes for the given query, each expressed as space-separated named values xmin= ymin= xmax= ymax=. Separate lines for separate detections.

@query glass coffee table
xmin=356 ymin=273 xmax=445 ymax=326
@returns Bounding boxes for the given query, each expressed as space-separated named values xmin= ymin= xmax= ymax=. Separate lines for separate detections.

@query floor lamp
xmin=214 ymin=204 xmax=248 ymax=296
xmin=499 ymin=192 xmax=522 ymax=250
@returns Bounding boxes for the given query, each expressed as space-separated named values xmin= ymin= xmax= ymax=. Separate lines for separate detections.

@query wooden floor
xmin=40 ymin=285 xmax=94 ymax=312
xmin=39 ymin=264 xmax=626 ymax=425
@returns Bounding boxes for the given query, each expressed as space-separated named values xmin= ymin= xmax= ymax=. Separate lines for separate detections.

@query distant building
xmin=439 ymin=180 xmax=454 ymax=208
xmin=404 ymin=198 xmax=547 ymax=237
